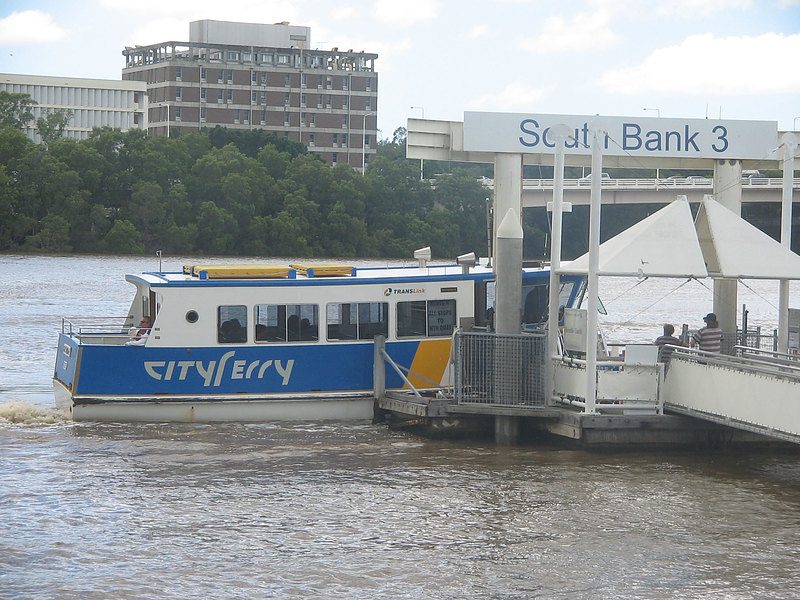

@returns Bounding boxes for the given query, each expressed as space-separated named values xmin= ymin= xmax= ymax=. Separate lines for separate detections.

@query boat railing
xmin=61 ymin=317 xmax=134 ymax=345
xmin=670 ymin=346 xmax=800 ymax=384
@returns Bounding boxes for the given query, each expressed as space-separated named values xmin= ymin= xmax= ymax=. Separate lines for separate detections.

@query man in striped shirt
xmin=691 ymin=312 xmax=723 ymax=353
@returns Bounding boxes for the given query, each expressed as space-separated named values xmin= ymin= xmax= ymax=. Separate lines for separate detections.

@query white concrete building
xmin=0 ymin=73 xmax=148 ymax=143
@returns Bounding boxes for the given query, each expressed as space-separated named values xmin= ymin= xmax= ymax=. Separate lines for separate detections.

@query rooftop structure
xmin=0 ymin=73 xmax=148 ymax=143
xmin=122 ymin=20 xmax=379 ymax=171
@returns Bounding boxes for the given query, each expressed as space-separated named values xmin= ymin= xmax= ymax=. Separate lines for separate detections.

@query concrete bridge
xmin=477 ymin=176 xmax=800 ymax=207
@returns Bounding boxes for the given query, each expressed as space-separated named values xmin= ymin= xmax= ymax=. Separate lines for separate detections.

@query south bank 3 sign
xmin=463 ymin=112 xmax=778 ymax=160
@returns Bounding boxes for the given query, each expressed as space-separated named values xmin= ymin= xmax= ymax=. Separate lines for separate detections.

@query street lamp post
xmin=410 ymin=106 xmax=424 ymax=180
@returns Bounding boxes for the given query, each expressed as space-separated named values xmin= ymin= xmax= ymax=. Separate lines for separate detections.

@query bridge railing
xmin=669 ymin=346 xmax=800 ymax=383
xmin=479 ymin=177 xmax=799 ymax=191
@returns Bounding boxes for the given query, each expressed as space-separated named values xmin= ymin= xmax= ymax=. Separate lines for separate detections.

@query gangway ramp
xmin=663 ymin=347 xmax=800 ymax=444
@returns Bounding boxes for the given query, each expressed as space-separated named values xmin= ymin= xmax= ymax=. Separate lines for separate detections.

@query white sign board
xmin=463 ymin=112 xmax=777 ymax=160
xmin=562 ymin=308 xmax=587 ymax=354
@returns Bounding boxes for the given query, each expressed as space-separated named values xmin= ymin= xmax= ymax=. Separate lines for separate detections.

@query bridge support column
xmin=712 ymin=159 xmax=742 ymax=351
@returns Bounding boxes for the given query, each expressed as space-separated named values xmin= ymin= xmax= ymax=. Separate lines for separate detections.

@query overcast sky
xmin=1 ymin=0 xmax=799 ymax=138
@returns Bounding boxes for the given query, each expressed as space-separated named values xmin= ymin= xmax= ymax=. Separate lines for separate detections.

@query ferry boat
xmin=53 ymin=253 xmax=586 ymax=422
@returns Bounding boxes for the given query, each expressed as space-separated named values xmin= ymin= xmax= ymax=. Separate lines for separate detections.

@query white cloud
xmin=468 ymin=25 xmax=489 ymax=39
xmin=331 ymin=7 xmax=359 ymax=20
xmin=655 ymin=0 xmax=753 ymax=16
xmin=373 ymin=0 xmax=440 ymax=27
xmin=469 ymin=81 xmax=556 ymax=110
xmin=599 ymin=33 xmax=800 ymax=95
xmin=0 ymin=10 xmax=67 ymax=46
xmin=100 ymin=0 xmax=300 ymax=23
xmin=517 ymin=9 xmax=617 ymax=54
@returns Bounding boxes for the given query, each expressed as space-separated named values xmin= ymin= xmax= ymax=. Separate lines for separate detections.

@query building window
xmin=234 ymin=109 xmax=240 ymax=124
xmin=309 ymin=133 xmax=315 ymax=146
xmin=317 ymin=75 xmax=323 ymax=89
xmin=200 ymin=106 xmax=206 ymax=122
xmin=366 ymin=98 xmax=372 ymax=110
xmin=175 ymin=67 xmax=182 ymax=81
xmin=285 ymin=73 xmax=291 ymax=87
xmin=251 ymin=71 xmax=257 ymax=84
xmin=243 ymin=52 xmax=253 ymax=62
xmin=332 ymin=153 xmax=338 ymax=166
xmin=309 ymin=113 xmax=315 ymax=127
xmin=333 ymin=133 xmax=338 ymax=148
xmin=218 ymin=89 xmax=224 ymax=103
xmin=301 ymin=112 xmax=307 ymax=126
xmin=284 ymin=112 xmax=290 ymax=126
xmin=228 ymin=51 xmax=240 ymax=61
xmin=316 ymin=95 xmax=322 ymax=109
xmin=218 ymin=306 xmax=247 ymax=344
xmin=326 ymin=302 xmax=388 ymax=341
xmin=260 ymin=110 xmax=266 ymax=125
xmin=278 ymin=55 xmax=289 ymax=64
xmin=343 ymin=114 xmax=348 ymax=128
xmin=343 ymin=78 xmax=349 ymax=91
xmin=227 ymin=89 xmax=233 ymax=103
xmin=261 ymin=72 xmax=268 ymax=86
xmin=175 ymin=106 xmax=182 ymax=121
xmin=365 ymin=134 xmax=371 ymax=148
xmin=342 ymin=133 xmax=347 ymax=148
xmin=301 ymin=74 xmax=307 ymax=88
xmin=301 ymin=93 xmax=307 ymax=107
xmin=260 ymin=91 xmax=266 ymax=104
xmin=218 ymin=70 xmax=224 ymax=84
xmin=342 ymin=97 xmax=348 ymax=110
xmin=227 ymin=70 xmax=233 ymax=84
xmin=284 ymin=92 xmax=290 ymax=106
xmin=367 ymin=78 xmax=373 ymax=91
xmin=326 ymin=76 xmax=332 ymax=89
xmin=175 ymin=87 xmax=181 ymax=101
xmin=261 ymin=53 xmax=273 ymax=63
xmin=251 ymin=91 xmax=257 ymax=105
xmin=200 ymin=88 xmax=207 ymax=102
xmin=200 ymin=68 xmax=207 ymax=82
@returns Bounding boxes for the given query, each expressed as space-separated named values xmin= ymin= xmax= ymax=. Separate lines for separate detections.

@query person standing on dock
xmin=654 ymin=324 xmax=681 ymax=362
xmin=691 ymin=313 xmax=723 ymax=353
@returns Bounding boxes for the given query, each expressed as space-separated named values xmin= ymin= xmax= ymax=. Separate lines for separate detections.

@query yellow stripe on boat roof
xmin=184 ymin=264 xmax=295 ymax=279
xmin=290 ymin=263 xmax=356 ymax=277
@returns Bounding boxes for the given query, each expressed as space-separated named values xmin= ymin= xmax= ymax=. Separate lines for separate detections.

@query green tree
xmin=100 ymin=219 xmax=144 ymax=254
xmin=36 ymin=109 xmax=73 ymax=147
xmin=23 ymin=213 xmax=72 ymax=252
xmin=0 ymin=91 xmax=36 ymax=130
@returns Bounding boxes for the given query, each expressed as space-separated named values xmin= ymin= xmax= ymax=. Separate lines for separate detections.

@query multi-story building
xmin=122 ymin=20 xmax=379 ymax=171
xmin=0 ymin=73 xmax=148 ymax=143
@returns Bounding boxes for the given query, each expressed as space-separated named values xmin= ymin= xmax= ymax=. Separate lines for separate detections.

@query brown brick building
xmin=122 ymin=20 xmax=378 ymax=171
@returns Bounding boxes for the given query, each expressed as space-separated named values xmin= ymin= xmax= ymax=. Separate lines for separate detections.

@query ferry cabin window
xmin=397 ymin=300 xmax=456 ymax=338
xmin=327 ymin=302 xmax=388 ymax=341
xmin=254 ymin=304 xmax=319 ymax=342
xmin=218 ymin=305 xmax=247 ymax=343
xmin=481 ymin=281 xmax=578 ymax=329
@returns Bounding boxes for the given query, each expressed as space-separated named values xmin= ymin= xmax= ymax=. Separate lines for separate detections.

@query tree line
xmin=0 ymin=111 xmax=497 ymax=258
xmin=3 ymin=90 xmax=789 ymax=260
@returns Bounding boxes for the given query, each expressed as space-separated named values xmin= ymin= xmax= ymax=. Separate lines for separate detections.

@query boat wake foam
xmin=0 ymin=401 xmax=70 ymax=426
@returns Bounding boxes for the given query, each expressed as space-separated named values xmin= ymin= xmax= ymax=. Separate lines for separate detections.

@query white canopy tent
xmin=560 ymin=196 xmax=800 ymax=280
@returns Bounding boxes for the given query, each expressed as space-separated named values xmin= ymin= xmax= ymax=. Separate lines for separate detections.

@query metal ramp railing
xmin=663 ymin=347 xmax=800 ymax=444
